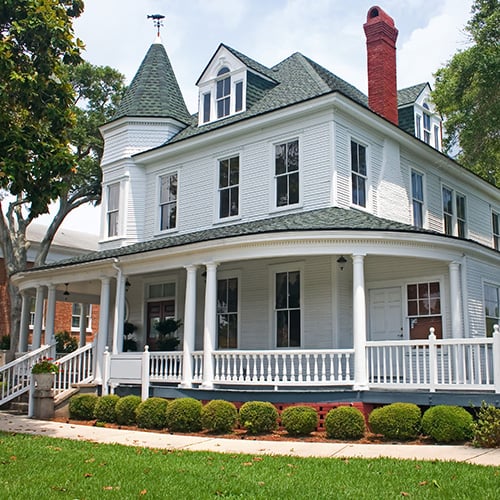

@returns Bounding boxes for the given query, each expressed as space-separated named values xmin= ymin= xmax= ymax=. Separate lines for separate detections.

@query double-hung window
xmin=219 ymin=156 xmax=239 ymax=218
xmin=107 ymin=183 xmax=120 ymax=237
xmin=442 ymin=186 xmax=467 ymax=237
xmin=484 ymin=283 xmax=500 ymax=337
xmin=492 ymin=212 xmax=500 ymax=250
xmin=275 ymin=139 xmax=299 ymax=207
xmin=423 ymin=112 xmax=431 ymax=144
xmin=216 ymin=67 xmax=231 ymax=119
xmin=351 ymin=140 xmax=367 ymax=207
xmin=159 ymin=173 xmax=177 ymax=231
xmin=411 ymin=170 xmax=424 ymax=228
xmin=217 ymin=277 xmax=238 ymax=348
xmin=275 ymin=270 xmax=301 ymax=347
xmin=72 ymin=304 xmax=91 ymax=331
xmin=407 ymin=281 xmax=442 ymax=339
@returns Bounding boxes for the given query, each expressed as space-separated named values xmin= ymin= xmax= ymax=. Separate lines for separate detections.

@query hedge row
xmin=68 ymin=395 xmax=499 ymax=447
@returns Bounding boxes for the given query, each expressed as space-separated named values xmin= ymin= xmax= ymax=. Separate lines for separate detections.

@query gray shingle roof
xmin=397 ymin=82 xmax=428 ymax=107
xmin=31 ymin=207 xmax=435 ymax=271
xmin=113 ymin=43 xmax=191 ymax=123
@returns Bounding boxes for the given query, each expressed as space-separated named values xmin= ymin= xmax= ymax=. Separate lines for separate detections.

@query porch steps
xmin=54 ymin=383 xmax=99 ymax=419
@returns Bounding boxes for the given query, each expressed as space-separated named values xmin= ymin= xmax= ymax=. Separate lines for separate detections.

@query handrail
xmin=54 ymin=343 xmax=95 ymax=399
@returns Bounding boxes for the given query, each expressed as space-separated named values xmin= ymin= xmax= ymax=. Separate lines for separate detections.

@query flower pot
xmin=33 ymin=373 xmax=54 ymax=391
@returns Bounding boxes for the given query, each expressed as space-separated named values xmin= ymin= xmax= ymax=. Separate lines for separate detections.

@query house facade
xmin=11 ymin=6 xmax=500 ymax=404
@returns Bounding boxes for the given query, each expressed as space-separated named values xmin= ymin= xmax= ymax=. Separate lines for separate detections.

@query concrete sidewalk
xmin=1 ymin=412 xmax=498 ymax=467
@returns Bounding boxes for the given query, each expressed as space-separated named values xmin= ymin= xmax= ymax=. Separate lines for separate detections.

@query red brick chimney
xmin=363 ymin=6 xmax=399 ymax=125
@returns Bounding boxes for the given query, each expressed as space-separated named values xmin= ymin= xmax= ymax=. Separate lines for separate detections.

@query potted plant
xmin=123 ymin=322 xmax=138 ymax=351
xmin=154 ymin=318 xmax=182 ymax=351
xmin=32 ymin=357 xmax=59 ymax=390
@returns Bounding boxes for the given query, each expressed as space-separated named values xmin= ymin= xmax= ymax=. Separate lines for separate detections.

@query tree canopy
xmin=432 ymin=0 xmax=500 ymax=187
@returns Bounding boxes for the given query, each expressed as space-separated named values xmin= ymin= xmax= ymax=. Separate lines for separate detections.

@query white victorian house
xmin=7 ymin=6 xmax=500 ymax=408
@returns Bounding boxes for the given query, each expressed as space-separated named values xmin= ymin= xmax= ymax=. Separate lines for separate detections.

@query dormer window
xmin=216 ymin=67 xmax=231 ymax=118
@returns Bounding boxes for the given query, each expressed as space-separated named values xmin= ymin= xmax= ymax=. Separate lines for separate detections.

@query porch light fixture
xmin=125 ymin=279 xmax=131 ymax=292
xmin=336 ymin=255 xmax=347 ymax=271
xmin=63 ymin=283 xmax=70 ymax=300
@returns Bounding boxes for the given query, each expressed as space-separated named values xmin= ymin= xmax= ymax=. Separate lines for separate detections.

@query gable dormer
xmin=196 ymin=44 xmax=277 ymax=126
xmin=398 ymin=82 xmax=442 ymax=151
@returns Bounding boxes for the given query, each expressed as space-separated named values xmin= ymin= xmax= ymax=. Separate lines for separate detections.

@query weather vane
xmin=147 ymin=14 xmax=165 ymax=37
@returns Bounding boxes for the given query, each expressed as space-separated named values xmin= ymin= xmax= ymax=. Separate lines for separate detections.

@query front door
xmin=147 ymin=300 xmax=175 ymax=350
xmin=369 ymin=287 xmax=403 ymax=341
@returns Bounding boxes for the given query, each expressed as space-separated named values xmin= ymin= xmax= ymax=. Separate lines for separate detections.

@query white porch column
xmin=32 ymin=286 xmax=45 ymax=349
xmin=45 ymin=284 xmax=57 ymax=346
xmin=449 ymin=261 xmax=463 ymax=338
xmin=202 ymin=262 xmax=218 ymax=389
xmin=18 ymin=292 xmax=31 ymax=352
xmin=112 ymin=271 xmax=126 ymax=355
xmin=180 ymin=265 xmax=198 ymax=388
xmin=352 ymin=254 xmax=368 ymax=390
xmin=95 ymin=277 xmax=111 ymax=384
xmin=79 ymin=303 xmax=87 ymax=346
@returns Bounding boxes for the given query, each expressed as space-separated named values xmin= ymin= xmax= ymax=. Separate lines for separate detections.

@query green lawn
xmin=0 ymin=432 xmax=498 ymax=499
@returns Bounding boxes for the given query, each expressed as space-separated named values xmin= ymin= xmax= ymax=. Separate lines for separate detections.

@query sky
xmin=46 ymin=0 xmax=474 ymax=235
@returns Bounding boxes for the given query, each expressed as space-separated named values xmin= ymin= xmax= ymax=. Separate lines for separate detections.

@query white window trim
xmin=441 ymin=183 xmax=468 ymax=238
xmin=410 ymin=168 xmax=426 ymax=228
xmin=217 ymin=269 xmax=242 ymax=350
xmin=268 ymin=261 xmax=304 ymax=349
xmin=349 ymin=137 xmax=370 ymax=212
xmin=154 ymin=170 xmax=180 ymax=236
xmin=492 ymin=210 xmax=500 ymax=250
xmin=214 ymin=154 xmax=241 ymax=223
xmin=71 ymin=304 xmax=93 ymax=333
xmin=482 ymin=279 xmax=500 ymax=337
xmin=270 ymin=136 xmax=303 ymax=213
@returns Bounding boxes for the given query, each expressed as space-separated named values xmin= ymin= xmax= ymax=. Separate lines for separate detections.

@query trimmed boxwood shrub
xmin=239 ymin=401 xmax=278 ymax=435
xmin=473 ymin=402 xmax=500 ymax=448
xmin=93 ymin=394 xmax=120 ymax=423
xmin=281 ymin=406 xmax=318 ymax=436
xmin=68 ymin=394 xmax=98 ymax=420
xmin=136 ymin=397 xmax=168 ymax=430
xmin=115 ymin=395 xmax=142 ymax=426
xmin=422 ymin=405 xmax=473 ymax=443
xmin=201 ymin=399 xmax=238 ymax=433
xmin=369 ymin=403 xmax=421 ymax=440
xmin=166 ymin=398 xmax=202 ymax=432
xmin=325 ymin=406 xmax=365 ymax=440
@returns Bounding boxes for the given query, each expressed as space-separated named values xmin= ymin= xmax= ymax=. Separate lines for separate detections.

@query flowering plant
xmin=32 ymin=357 xmax=59 ymax=374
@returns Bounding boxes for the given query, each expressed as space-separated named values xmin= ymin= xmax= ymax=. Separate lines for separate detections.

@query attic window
xmin=216 ymin=67 xmax=231 ymax=118
xmin=369 ymin=8 xmax=379 ymax=18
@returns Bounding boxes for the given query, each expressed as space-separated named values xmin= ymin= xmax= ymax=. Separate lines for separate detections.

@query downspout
xmin=112 ymin=258 xmax=125 ymax=355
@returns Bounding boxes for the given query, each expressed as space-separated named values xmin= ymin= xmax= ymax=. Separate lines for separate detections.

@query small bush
xmin=93 ymin=394 xmax=120 ymax=423
xmin=473 ymin=402 xmax=500 ymax=448
xmin=115 ymin=395 xmax=142 ymax=426
xmin=68 ymin=394 xmax=98 ymax=420
xmin=369 ymin=403 xmax=421 ymax=440
xmin=325 ymin=406 xmax=365 ymax=440
xmin=281 ymin=406 xmax=318 ymax=436
xmin=166 ymin=398 xmax=202 ymax=432
xmin=55 ymin=331 xmax=78 ymax=354
xmin=239 ymin=401 xmax=278 ymax=435
xmin=201 ymin=400 xmax=238 ymax=433
xmin=136 ymin=398 xmax=168 ymax=430
xmin=422 ymin=405 xmax=473 ymax=443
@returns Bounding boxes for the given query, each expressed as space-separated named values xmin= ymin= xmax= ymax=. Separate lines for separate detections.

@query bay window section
xmin=107 ymin=183 xmax=120 ymax=237
xmin=442 ymin=186 xmax=453 ymax=235
xmin=275 ymin=270 xmax=301 ymax=347
xmin=275 ymin=139 xmax=299 ymax=207
xmin=159 ymin=173 xmax=177 ymax=231
xmin=456 ymin=193 xmax=466 ymax=238
xmin=351 ymin=140 xmax=367 ymax=207
xmin=217 ymin=278 xmax=238 ymax=348
xmin=442 ymin=186 xmax=467 ymax=237
xmin=219 ymin=156 xmax=239 ymax=219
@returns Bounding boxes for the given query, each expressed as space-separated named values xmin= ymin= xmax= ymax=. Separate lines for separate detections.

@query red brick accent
xmin=363 ymin=6 xmax=399 ymax=125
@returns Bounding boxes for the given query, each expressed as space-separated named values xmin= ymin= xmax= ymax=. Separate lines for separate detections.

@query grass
xmin=0 ymin=431 xmax=498 ymax=499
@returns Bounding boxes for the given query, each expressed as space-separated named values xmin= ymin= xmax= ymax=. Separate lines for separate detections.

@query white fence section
xmin=212 ymin=350 xmax=354 ymax=386
xmin=367 ymin=328 xmax=500 ymax=392
xmin=0 ymin=344 xmax=53 ymax=406
xmin=53 ymin=343 xmax=95 ymax=399
xmin=149 ymin=351 xmax=183 ymax=383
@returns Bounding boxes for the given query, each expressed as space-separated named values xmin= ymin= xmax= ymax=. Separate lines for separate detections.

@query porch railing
xmin=211 ymin=349 xmax=354 ymax=386
xmin=53 ymin=343 xmax=95 ymax=400
xmin=366 ymin=328 xmax=500 ymax=392
xmin=0 ymin=344 xmax=54 ymax=407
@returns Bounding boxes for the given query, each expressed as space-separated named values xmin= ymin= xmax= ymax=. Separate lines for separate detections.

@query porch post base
xmin=178 ymin=382 xmax=193 ymax=389
xmin=353 ymin=384 xmax=369 ymax=391
xmin=201 ymin=382 xmax=214 ymax=389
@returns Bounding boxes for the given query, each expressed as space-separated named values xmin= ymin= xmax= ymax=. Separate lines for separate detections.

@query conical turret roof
xmin=113 ymin=41 xmax=191 ymax=123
